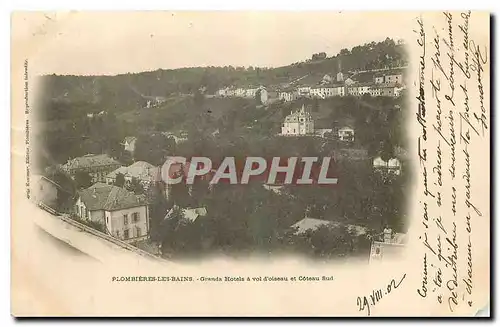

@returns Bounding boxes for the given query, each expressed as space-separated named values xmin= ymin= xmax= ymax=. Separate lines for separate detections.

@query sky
xmin=14 ymin=11 xmax=413 ymax=75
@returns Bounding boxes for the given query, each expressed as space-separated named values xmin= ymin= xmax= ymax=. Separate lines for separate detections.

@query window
xmin=136 ymin=227 xmax=142 ymax=237
xmin=115 ymin=230 xmax=120 ymax=238
xmin=124 ymin=229 xmax=129 ymax=239
xmin=132 ymin=212 xmax=140 ymax=223
xmin=123 ymin=214 xmax=128 ymax=225
xmin=106 ymin=216 xmax=109 ymax=224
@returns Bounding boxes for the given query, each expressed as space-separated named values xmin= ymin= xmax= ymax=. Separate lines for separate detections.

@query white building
xmin=369 ymin=227 xmax=407 ymax=263
xmin=310 ymin=84 xmax=346 ymax=98
xmin=315 ymin=128 xmax=334 ymax=138
xmin=122 ymin=136 xmax=137 ymax=155
xmin=321 ymin=74 xmax=333 ymax=84
xmin=247 ymin=86 xmax=268 ymax=104
xmin=278 ymin=90 xmax=299 ymax=102
xmin=344 ymin=77 xmax=356 ymax=86
xmin=234 ymin=88 xmax=246 ymax=97
xmin=374 ymin=75 xmax=385 ymax=84
xmin=106 ymin=161 xmax=161 ymax=190
xmin=290 ymin=217 xmax=367 ymax=236
xmin=373 ymin=157 xmax=402 ymax=175
xmin=281 ymin=105 xmax=314 ymax=136
xmin=384 ymin=73 xmax=404 ymax=84
xmin=218 ymin=86 xmax=268 ymax=103
xmin=336 ymin=71 xmax=344 ymax=82
xmin=75 ymin=183 xmax=149 ymax=242
xmin=373 ymin=72 xmax=404 ymax=85
xmin=338 ymin=126 xmax=355 ymax=142
xmin=164 ymin=205 xmax=208 ymax=223
xmin=297 ymin=86 xmax=311 ymax=97
xmin=217 ymin=87 xmax=232 ymax=97
xmin=347 ymin=83 xmax=372 ymax=96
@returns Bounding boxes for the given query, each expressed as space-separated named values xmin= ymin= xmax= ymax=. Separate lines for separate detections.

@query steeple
xmin=300 ymin=104 xmax=305 ymax=113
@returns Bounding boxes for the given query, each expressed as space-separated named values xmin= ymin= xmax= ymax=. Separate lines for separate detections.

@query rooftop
xmin=79 ymin=183 xmax=148 ymax=211
xmin=107 ymin=161 xmax=160 ymax=182
xmin=290 ymin=217 xmax=368 ymax=236
xmin=63 ymin=154 xmax=121 ymax=171
xmin=123 ymin=136 xmax=137 ymax=144
xmin=164 ymin=205 xmax=208 ymax=223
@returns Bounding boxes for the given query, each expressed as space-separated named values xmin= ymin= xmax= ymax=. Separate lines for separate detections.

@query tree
xmin=128 ymin=177 xmax=144 ymax=195
xmin=74 ymin=171 xmax=92 ymax=189
xmin=194 ymin=90 xmax=205 ymax=109
xmin=148 ymin=182 xmax=169 ymax=242
xmin=380 ymin=140 xmax=395 ymax=162
xmin=255 ymin=89 xmax=262 ymax=105
xmin=134 ymin=134 xmax=176 ymax=166
xmin=312 ymin=98 xmax=320 ymax=113
xmin=115 ymin=172 xmax=125 ymax=187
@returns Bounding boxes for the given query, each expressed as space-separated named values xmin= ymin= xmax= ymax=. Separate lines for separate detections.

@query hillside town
xmin=216 ymin=66 xmax=406 ymax=105
xmin=32 ymin=38 xmax=409 ymax=263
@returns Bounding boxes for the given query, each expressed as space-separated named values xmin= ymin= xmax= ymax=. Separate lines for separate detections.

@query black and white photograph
xmin=11 ymin=11 xmax=490 ymax=317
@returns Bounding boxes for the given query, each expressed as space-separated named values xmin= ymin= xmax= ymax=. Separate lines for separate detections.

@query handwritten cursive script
xmin=357 ymin=274 xmax=407 ymax=316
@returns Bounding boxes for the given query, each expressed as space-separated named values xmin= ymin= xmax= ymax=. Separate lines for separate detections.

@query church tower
xmin=336 ymin=58 xmax=344 ymax=82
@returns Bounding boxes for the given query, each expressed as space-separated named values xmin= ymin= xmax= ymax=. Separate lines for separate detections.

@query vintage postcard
xmin=11 ymin=11 xmax=490 ymax=316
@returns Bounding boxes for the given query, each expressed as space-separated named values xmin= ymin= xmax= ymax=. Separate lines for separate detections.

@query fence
xmin=36 ymin=202 xmax=168 ymax=263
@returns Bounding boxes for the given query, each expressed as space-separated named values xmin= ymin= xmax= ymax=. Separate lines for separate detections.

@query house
xmin=164 ymin=205 xmax=208 ymax=223
xmin=369 ymin=227 xmax=407 ymax=263
xmin=383 ymin=73 xmax=403 ymax=84
xmin=217 ymin=87 xmax=236 ymax=97
xmin=281 ymin=105 xmax=314 ymax=136
xmin=321 ymin=74 xmax=333 ymax=84
xmin=297 ymin=86 xmax=311 ymax=97
xmin=347 ymin=83 xmax=372 ymax=96
xmin=310 ymin=84 xmax=346 ymax=98
xmin=336 ymin=71 xmax=344 ymax=82
xmin=259 ymin=88 xmax=269 ymax=104
xmin=145 ymin=96 xmax=167 ymax=108
xmin=338 ymin=126 xmax=355 ymax=142
xmin=368 ymin=83 xmax=405 ymax=97
xmin=373 ymin=157 xmax=402 ymax=175
xmin=30 ymin=175 xmax=59 ymax=208
xmin=263 ymin=183 xmax=285 ymax=195
xmin=381 ymin=83 xmax=405 ymax=97
xmin=234 ymin=88 xmax=246 ymax=97
xmin=106 ymin=161 xmax=161 ymax=189
xmin=122 ymin=136 xmax=137 ymax=154
xmin=75 ymin=183 xmax=149 ymax=242
xmin=369 ymin=85 xmax=383 ymax=97
xmin=290 ymin=217 xmax=368 ymax=236
xmin=248 ymin=86 xmax=268 ymax=104
xmin=374 ymin=74 xmax=385 ymax=84
xmin=62 ymin=154 xmax=122 ymax=184
xmin=278 ymin=89 xmax=299 ymax=102
xmin=162 ymin=131 xmax=189 ymax=144
xmin=315 ymin=128 xmax=334 ymax=138
xmin=344 ymin=77 xmax=356 ymax=86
